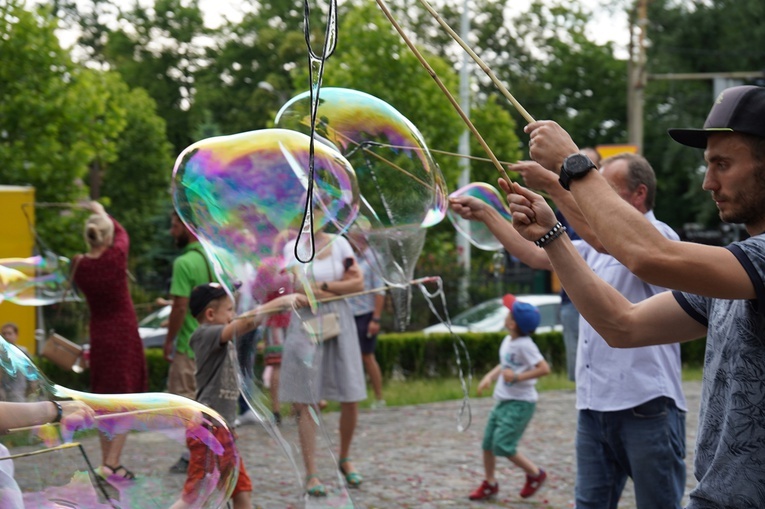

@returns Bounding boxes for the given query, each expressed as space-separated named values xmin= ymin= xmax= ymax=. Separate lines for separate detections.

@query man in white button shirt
xmin=450 ymin=154 xmax=686 ymax=509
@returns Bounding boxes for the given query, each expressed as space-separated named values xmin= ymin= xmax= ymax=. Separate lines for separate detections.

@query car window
xmin=537 ymin=303 xmax=560 ymax=328
xmin=138 ymin=306 xmax=170 ymax=328
xmin=452 ymin=299 xmax=502 ymax=326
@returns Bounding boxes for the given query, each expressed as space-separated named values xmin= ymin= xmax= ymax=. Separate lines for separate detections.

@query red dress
xmin=73 ymin=218 xmax=148 ymax=394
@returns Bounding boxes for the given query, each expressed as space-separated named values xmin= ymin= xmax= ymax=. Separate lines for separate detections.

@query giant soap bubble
xmin=447 ymin=182 xmax=512 ymax=251
xmin=0 ymin=335 xmax=238 ymax=508
xmin=172 ymin=128 xmax=360 ymax=308
xmin=0 ymin=254 xmax=74 ymax=306
xmin=275 ymin=88 xmax=448 ymax=326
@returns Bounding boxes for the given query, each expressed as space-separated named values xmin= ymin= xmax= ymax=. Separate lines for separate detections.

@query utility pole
xmin=456 ymin=0 xmax=472 ymax=309
xmin=627 ymin=0 xmax=648 ymax=154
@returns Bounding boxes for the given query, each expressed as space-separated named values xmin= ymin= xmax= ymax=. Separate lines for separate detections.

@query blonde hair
xmin=84 ymin=214 xmax=114 ymax=248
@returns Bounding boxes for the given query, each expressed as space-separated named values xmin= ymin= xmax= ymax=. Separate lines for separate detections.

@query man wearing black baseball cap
xmin=502 ymin=85 xmax=765 ymax=508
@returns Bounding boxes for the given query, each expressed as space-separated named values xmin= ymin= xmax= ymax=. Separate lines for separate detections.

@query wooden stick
xmin=7 ymin=406 xmax=196 ymax=434
xmin=374 ymin=0 xmax=513 ymax=187
xmin=234 ymin=275 xmax=440 ymax=321
xmin=417 ymin=0 xmax=536 ymax=124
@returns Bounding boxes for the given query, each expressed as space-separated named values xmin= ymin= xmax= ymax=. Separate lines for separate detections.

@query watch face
xmin=564 ymin=154 xmax=596 ymax=176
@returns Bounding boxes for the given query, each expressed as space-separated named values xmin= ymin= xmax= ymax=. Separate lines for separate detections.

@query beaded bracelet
xmin=534 ymin=222 xmax=567 ymax=248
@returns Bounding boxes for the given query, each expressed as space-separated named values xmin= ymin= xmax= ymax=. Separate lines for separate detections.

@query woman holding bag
xmin=279 ymin=230 xmax=366 ymax=496
xmin=72 ymin=201 xmax=148 ymax=481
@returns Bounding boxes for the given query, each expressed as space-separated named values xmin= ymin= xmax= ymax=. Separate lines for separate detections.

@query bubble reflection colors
xmin=0 ymin=337 xmax=238 ymax=508
xmin=276 ymin=88 xmax=446 ymax=326
xmin=172 ymin=128 xmax=360 ymax=305
xmin=448 ymin=182 xmax=512 ymax=251
xmin=275 ymin=88 xmax=446 ymax=276
xmin=0 ymin=253 xmax=73 ymax=306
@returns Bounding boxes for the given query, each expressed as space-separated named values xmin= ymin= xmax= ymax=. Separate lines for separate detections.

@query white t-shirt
xmin=284 ymin=235 xmax=355 ymax=284
xmin=492 ymin=335 xmax=544 ymax=403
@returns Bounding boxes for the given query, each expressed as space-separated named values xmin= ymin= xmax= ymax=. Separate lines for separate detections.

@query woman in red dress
xmin=72 ymin=201 xmax=148 ymax=480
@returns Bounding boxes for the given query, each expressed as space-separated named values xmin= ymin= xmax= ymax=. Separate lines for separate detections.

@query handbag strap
xmin=54 ymin=255 xmax=83 ymax=325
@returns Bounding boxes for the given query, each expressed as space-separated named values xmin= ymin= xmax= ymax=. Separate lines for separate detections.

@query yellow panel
xmin=0 ymin=186 xmax=38 ymax=354
xmin=596 ymin=144 xmax=639 ymax=160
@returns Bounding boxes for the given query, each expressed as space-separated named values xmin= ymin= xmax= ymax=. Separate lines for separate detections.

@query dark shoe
xmin=273 ymin=412 xmax=282 ymax=426
xmin=97 ymin=464 xmax=136 ymax=482
xmin=168 ymin=457 xmax=189 ymax=474
xmin=520 ymin=469 xmax=546 ymax=498
xmin=469 ymin=479 xmax=499 ymax=500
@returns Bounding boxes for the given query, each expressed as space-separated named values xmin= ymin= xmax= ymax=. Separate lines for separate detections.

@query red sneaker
xmin=520 ymin=468 xmax=547 ymax=498
xmin=469 ymin=480 xmax=499 ymax=500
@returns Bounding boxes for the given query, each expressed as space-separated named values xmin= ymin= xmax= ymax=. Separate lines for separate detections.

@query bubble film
xmin=447 ymin=182 xmax=512 ymax=251
xmin=276 ymin=88 xmax=446 ymax=284
xmin=0 ymin=336 xmax=238 ymax=508
xmin=0 ymin=253 xmax=73 ymax=306
xmin=172 ymin=128 xmax=360 ymax=306
xmin=275 ymin=88 xmax=447 ymax=326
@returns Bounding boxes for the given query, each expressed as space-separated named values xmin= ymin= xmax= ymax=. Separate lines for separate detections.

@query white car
xmin=138 ymin=304 xmax=171 ymax=349
xmin=422 ymin=294 xmax=562 ymax=335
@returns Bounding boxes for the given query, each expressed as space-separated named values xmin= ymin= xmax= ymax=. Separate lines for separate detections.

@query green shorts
xmin=481 ymin=400 xmax=536 ymax=457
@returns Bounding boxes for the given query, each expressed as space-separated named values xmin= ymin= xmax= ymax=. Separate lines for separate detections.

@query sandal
xmin=99 ymin=464 xmax=136 ymax=481
xmin=339 ymin=457 xmax=363 ymax=488
xmin=305 ymin=474 xmax=326 ymax=497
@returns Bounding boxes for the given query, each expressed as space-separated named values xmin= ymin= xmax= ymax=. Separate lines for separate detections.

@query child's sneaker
xmin=520 ymin=468 xmax=546 ymax=498
xmin=469 ymin=480 xmax=499 ymax=500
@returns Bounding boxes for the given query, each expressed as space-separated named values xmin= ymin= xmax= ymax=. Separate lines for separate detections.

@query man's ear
xmin=633 ymin=184 xmax=648 ymax=209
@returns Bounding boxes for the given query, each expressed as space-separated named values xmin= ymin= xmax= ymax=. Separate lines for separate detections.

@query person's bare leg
xmin=101 ymin=432 xmax=128 ymax=469
xmin=483 ymin=449 xmax=498 ymax=484
xmin=231 ymin=491 xmax=251 ymax=509
xmin=270 ymin=366 xmax=281 ymax=415
xmin=362 ymin=354 xmax=384 ymax=401
xmin=294 ymin=403 xmax=320 ymax=488
xmin=338 ymin=402 xmax=358 ymax=472
xmin=509 ymin=451 xmax=541 ymax=477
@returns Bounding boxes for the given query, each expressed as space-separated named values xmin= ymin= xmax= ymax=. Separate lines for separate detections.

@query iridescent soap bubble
xmin=172 ymin=128 xmax=360 ymax=306
xmin=0 ymin=253 xmax=73 ymax=306
xmin=448 ymin=182 xmax=512 ymax=251
xmin=0 ymin=335 xmax=237 ymax=508
xmin=275 ymin=88 xmax=447 ymax=326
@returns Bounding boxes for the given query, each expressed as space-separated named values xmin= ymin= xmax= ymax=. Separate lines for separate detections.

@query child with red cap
xmin=469 ymin=294 xmax=551 ymax=501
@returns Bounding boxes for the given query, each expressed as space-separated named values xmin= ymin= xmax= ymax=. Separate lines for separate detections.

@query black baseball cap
xmin=668 ymin=85 xmax=765 ymax=149
xmin=189 ymin=282 xmax=228 ymax=317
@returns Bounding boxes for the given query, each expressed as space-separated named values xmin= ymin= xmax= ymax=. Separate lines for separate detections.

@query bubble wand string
xmin=374 ymin=0 xmax=513 ymax=188
xmin=416 ymin=0 xmax=536 ymax=124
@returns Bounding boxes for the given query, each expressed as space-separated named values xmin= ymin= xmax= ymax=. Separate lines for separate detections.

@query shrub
xmin=32 ymin=333 xmax=707 ymax=392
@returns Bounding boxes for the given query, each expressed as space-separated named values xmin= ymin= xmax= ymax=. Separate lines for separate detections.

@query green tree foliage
xmin=2 ymin=2 xmax=174 ymax=287
xmin=191 ymin=0 xmax=306 ymax=135
xmin=0 ymin=1 xmax=96 ymax=255
xmin=63 ymin=0 xmax=208 ymax=154
xmin=98 ymin=83 xmax=174 ymax=277
xmin=643 ymin=0 xmax=765 ymax=229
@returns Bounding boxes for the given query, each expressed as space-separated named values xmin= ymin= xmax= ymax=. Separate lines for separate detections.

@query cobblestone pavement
xmin=11 ymin=381 xmax=702 ymax=508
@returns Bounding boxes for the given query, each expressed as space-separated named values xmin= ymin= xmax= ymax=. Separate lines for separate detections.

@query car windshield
xmin=538 ymin=303 xmax=559 ymax=328
xmin=452 ymin=299 xmax=503 ymax=327
xmin=138 ymin=306 xmax=170 ymax=328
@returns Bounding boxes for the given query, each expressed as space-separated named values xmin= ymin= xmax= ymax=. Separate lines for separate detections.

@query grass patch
xmin=320 ymin=372 xmax=575 ymax=412
xmin=322 ymin=367 xmax=703 ymax=412
xmin=682 ymin=365 xmax=704 ymax=381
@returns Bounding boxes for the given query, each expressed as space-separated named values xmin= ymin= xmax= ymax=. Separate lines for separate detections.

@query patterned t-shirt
xmin=673 ymin=233 xmax=765 ymax=508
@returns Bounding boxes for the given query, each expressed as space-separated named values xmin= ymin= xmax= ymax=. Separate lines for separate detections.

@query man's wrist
xmin=371 ymin=317 xmax=381 ymax=323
